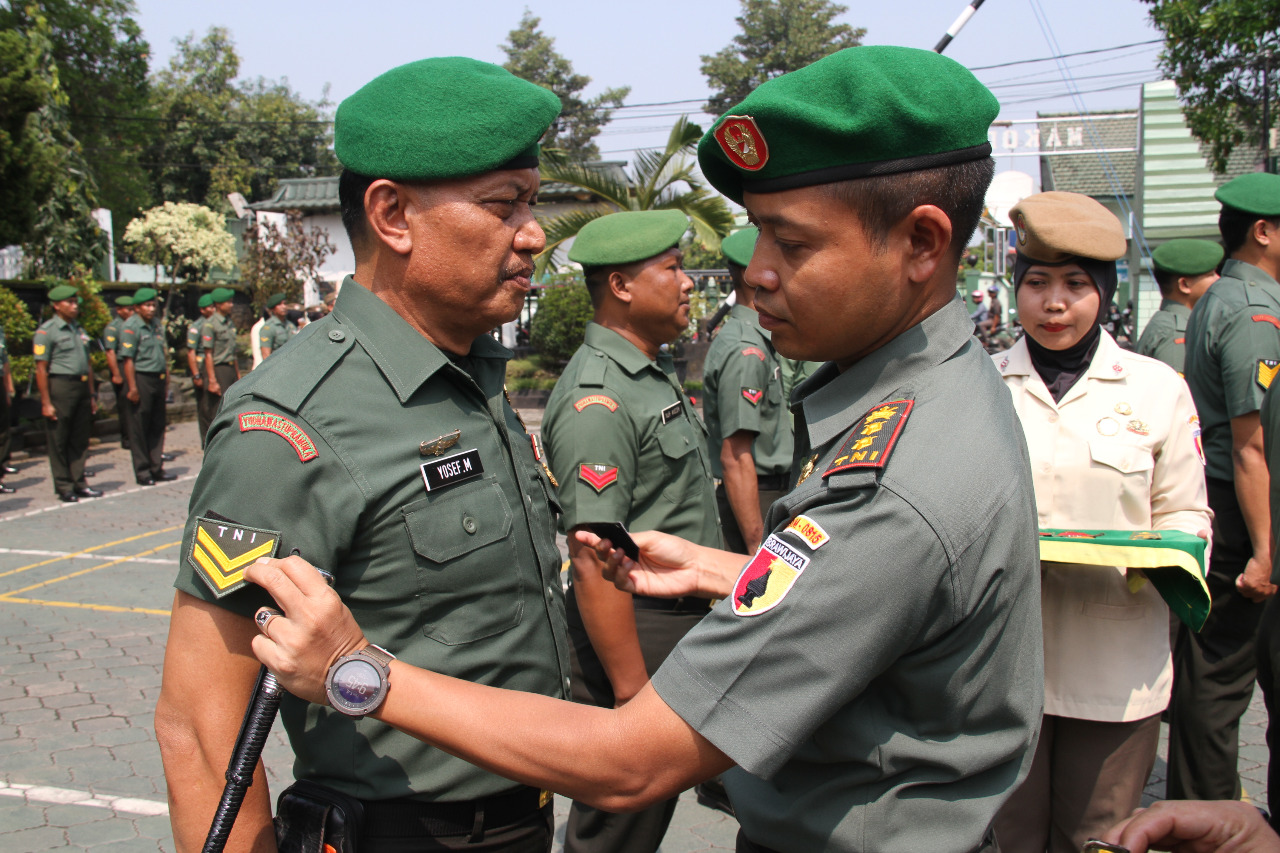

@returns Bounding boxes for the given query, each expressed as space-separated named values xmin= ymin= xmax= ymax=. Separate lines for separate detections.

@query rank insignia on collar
xmin=575 ymin=394 xmax=619 ymax=413
xmin=795 ymin=453 xmax=819 ymax=486
xmin=503 ymin=388 xmax=529 ymax=433
xmin=579 ymin=463 xmax=618 ymax=493
xmin=420 ymin=429 xmax=462 ymax=457
xmin=1259 ymin=359 xmax=1280 ymax=391
xmin=823 ymin=399 xmax=914 ymax=477
xmin=1253 ymin=314 xmax=1280 ymax=329
xmin=188 ymin=515 xmax=280 ymax=597
xmin=715 ymin=116 xmax=769 ymax=171
xmin=741 ymin=346 xmax=766 ymax=361
xmin=742 ymin=388 xmax=763 ymax=406
xmin=733 ymin=534 xmax=809 ymax=616
xmin=239 ymin=412 xmax=318 ymax=462
xmin=784 ymin=515 xmax=829 ymax=550
xmin=1126 ymin=419 xmax=1149 ymax=436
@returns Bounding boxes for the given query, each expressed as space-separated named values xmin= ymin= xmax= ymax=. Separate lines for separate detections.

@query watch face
xmin=332 ymin=659 xmax=381 ymax=710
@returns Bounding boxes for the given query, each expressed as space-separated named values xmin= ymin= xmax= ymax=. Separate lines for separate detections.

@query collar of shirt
xmin=728 ymin=303 xmax=772 ymax=345
xmin=1158 ymin=298 xmax=1191 ymax=319
xmin=998 ymin=328 xmax=1129 ymax=409
xmin=583 ymin=322 xmax=673 ymax=378
xmin=48 ymin=316 xmax=77 ymax=334
xmin=799 ymin=297 xmax=974 ymax=449
xmin=1222 ymin=258 xmax=1280 ymax=292
xmin=331 ymin=276 xmax=512 ymax=403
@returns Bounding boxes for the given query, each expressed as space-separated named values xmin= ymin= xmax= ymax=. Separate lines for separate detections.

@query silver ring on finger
xmin=255 ymin=607 xmax=282 ymax=637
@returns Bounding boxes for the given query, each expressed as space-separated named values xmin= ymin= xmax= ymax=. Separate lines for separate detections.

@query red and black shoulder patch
xmin=823 ymin=399 xmax=913 ymax=477
xmin=239 ymin=412 xmax=318 ymax=462
xmin=741 ymin=346 xmax=766 ymax=361
xmin=574 ymin=394 xmax=618 ymax=413
xmin=742 ymin=387 xmax=763 ymax=405
xmin=579 ymin=463 xmax=619 ymax=493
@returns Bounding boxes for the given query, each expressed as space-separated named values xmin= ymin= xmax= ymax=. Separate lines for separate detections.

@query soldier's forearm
xmin=568 ymin=536 xmax=650 ymax=703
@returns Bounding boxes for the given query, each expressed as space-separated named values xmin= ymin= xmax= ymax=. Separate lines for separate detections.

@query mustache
xmin=503 ymin=261 xmax=534 ymax=279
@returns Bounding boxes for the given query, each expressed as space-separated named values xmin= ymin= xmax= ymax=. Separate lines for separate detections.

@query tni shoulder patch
xmin=188 ymin=516 xmax=280 ymax=597
xmin=1259 ymin=359 xmax=1280 ymax=391
xmin=742 ymin=388 xmax=763 ymax=405
xmin=823 ymin=399 xmax=914 ymax=477
xmin=239 ymin=412 xmax=318 ymax=462
xmin=579 ymin=463 xmax=619 ymax=493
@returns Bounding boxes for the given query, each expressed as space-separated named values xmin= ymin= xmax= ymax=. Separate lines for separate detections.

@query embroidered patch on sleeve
xmin=238 ymin=412 xmax=319 ymax=462
xmin=824 ymin=399 xmax=914 ymax=476
xmin=1258 ymin=359 xmax=1280 ymax=391
xmin=574 ymin=394 xmax=619 ymax=413
xmin=33 ymin=344 xmax=45 ymax=356
xmin=783 ymin=515 xmax=830 ymax=550
xmin=1253 ymin=315 xmax=1280 ymax=329
xmin=742 ymin=388 xmax=763 ymax=405
xmin=733 ymin=534 xmax=809 ymax=616
xmin=187 ymin=516 xmax=280 ymax=597
xmin=579 ymin=463 xmax=619 ymax=493
xmin=740 ymin=346 xmax=766 ymax=361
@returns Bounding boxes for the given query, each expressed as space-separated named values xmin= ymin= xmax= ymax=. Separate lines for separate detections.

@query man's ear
xmin=1177 ymin=276 xmax=1194 ymax=297
xmin=899 ymin=204 xmax=953 ymax=284
xmin=1255 ymin=218 xmax=1276 ymax=248
xmin=608 ymin=269 xmax=634 ymax=304
xmin=365 ymin=180 xmax=414 ymax=256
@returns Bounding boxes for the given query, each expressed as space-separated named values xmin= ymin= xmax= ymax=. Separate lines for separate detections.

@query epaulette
xmin=248 ymin=321 xmax=354 ymax=414
xmin=822 ymin=398 xmax=914 ymax=483
xmin=578 ymin=350 xmax=609 ymax=388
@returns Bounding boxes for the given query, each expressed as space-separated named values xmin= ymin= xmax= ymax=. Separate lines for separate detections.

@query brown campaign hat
xmin=1009 ymin=192 xmax=1127 ymax=263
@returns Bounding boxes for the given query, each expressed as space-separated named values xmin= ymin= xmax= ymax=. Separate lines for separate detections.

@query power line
xmin=967 ymin=39 xmax=1162 ymax=71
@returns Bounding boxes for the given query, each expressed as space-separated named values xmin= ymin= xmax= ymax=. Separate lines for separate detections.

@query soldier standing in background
xmin=0 ymin=321 xmax=13 ymax=494
xmin=102 ymin=295 xmax=134 ymax=450
xmin=33 ymin=285 xmax=100 ymax=502
xmin=119 ymin=287 xmax=174 ymax=486
xmin=200 ymin=287 xmax=240 ymax=429
xmin=187 ymin=293 xmax=215 ymax=446
xmin=1136 ymin=238 xmax=1223 ymax=374
xmin=257 ymin=293 xmax=294 ymax=361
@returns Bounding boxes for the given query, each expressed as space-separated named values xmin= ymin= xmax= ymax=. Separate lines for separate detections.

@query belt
xmin=737 ymin=827 xmax=998 ymax=853
xmin=50 ymin=374 xmax=87 ymax=382
xmin=360 ymin=786 xmax=546 ymax=839
xmin=633 ymin=594 xmax=713 ymax=613
xmin=756 ymin=472 xmax=790 ymax=491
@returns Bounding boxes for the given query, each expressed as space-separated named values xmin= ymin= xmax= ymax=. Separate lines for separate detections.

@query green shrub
xmin=683 ymin=380 xmax=703 ymax=395
xmin=531 ymin=281 xmax=593 ymax=361
xmin=9 ymin=355 xmax=33 ymax=389
xmin=508 ymin=375 xmax=559 ymax=392
xmin=0 ymin=284 xmax=37 ymax=351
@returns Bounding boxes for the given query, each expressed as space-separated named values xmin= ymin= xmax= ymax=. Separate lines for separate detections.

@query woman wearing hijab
xmin=991 ymin=192 xmax=1212 ymax=852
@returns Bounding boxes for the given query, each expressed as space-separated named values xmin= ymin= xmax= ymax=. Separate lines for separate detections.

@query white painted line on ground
xmin=0 ymin=549 xmax=173 ymax=565
xmin=0 ymin=780 xmax=169 ymax=816
xmin=0 ymin=474 xmax=197 ymax=523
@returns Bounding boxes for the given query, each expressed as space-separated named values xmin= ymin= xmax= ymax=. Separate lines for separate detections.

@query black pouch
xmin=274 ymin=780 xmax=365 ymax=853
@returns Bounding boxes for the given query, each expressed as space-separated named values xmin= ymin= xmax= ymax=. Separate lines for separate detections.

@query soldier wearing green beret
xmin=1136 ymin=238 xmax=1223 ymax=373
xmin=541 ymin=209 xmax=722 ymax=853
xmin=0 ymin=320 xmax=14 ymax=494
xmin=257 ymin=293 xmax=294 ymax=361
xmin=244 ymin=46 xmax=1041 ymax=853
xmin=102 ymin=295 xmax=135 ymax=450
xmin=33 ymin=285 xmax=100 ymax=502
xmin=187 ymin=294 xmax=216 ymax=445
xmin=157 ymin=56 xmax=569 ymax=852
xmin=119 ymin=288 xmax=173 ymax=486
xmin=703 ymin=226 xmax=793 ymax=554
xmin=199 ymin=287 xmax=241 ymax=431
xmin=1169 ymin=171 xmax=1280 ymax=807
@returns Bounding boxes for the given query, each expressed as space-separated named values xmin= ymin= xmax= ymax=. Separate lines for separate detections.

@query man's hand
xmin=42 ymin=401 xmax=56 ymax=420
xmin=208 ymin=380 xmax=222 ymax=395
xmin=245 ymin=556 xmax=367 ymax=704
xmin=586 ymin=529 xmax=746 ymax=600
xmin=1237 ymin=555 xmax=1277 ymax=602
xmin=126 ymin=387 xmax=140 ymax=404
xmin=193 ymin=375 xmax=203 ymax=388
xmin=1102 ymin=799 xmax=1280 ymax=853
xmin=110 ymin=371 xmax=122 ymax=385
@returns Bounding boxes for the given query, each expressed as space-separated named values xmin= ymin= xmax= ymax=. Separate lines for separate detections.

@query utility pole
xmin=934 ymin=0 xmax=987 ymax=54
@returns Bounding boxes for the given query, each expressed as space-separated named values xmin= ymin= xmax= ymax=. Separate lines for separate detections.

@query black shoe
xmin=695 ymin=780 xmax=735 ymax=816
xmin=1 ymin=464 xmax=16 ymax=475
xmin=136 ymin=478 xmax=156 ymax=486
xmin=0 ymin=483 xmax=14 ymax=494
xmin=58 ymin=492 xmax=79 ymax=503
xmin=161 ymin=453 xmax=175 ymax=462
xmin=73 ymin=486 xmax=103 ymax=498
xmin=154 ymin=471 xmax=178 ymax=482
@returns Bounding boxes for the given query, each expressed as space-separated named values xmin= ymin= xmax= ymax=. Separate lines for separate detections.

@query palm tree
xmin=535 ymin=116 xmax=735 ymax=277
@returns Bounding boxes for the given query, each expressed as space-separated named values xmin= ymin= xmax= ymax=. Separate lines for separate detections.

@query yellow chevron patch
xmin=187 ymin=516 xmax=280 ymax=597
xmin=1259 ymin=359 xmax=1280 ymax=391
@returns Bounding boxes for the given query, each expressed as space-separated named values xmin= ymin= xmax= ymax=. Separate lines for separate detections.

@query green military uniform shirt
xmin=186 ymin=320 xmax=204 ymax=357
xmin=119 ymin=314 xmax=167 ymax=373
xmin=33 ymin=316 xmax=90 ymax=377
xmin=258 ymin=315 xmax=293 ymax=355
xmin=778 ymin=357 xmax=821 ymax=407
xmin=200 ymin=312 xmax=237 ymax=365
xmin=102 ymin=316 xmax=126 ymax=357
xmin=0 ymin=325 xmax=7 ymax=369
xmin=1136 ymin=298 xmax=1191 ymax=374
xmin=542 ymin=322 xmax=721 ymax=548
xmin=1185 ymin=259 xmax=1280 ymax=481
xmin=703 ymin=304 xmax=793 ymax=478
xmin=650 ymin=299 xmax=1043 ymax=853
xmin=174 ymin=277 xmax=570 ymax=801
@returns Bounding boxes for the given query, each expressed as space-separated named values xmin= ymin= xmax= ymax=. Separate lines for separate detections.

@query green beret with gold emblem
xmin=1215 ymin=173 xmax=1280 ymax=217
xmin=1152 ymin=239 xmax=1224 ymax=277
xmin=47 ymin=285 xmax=78 ymax=302
xmin=568 ymin=210 xmax=689 ymax=267
xmin=114 ymin=295 xmax=134 ymax=307
xmin=210 ymin=287 xmax=236 ymax=304
xmin=266 ymin=293 xmax=287 ymax=308
xmin=197 ymin=293 xmax=214 ymax=309
xmin=1009 ymin=192 xmax=1127 ymax=263
xmin=335 ymin=57 xmax=562 ymax=180
xmin=697 ymin=46 xmax=999 ymax=204
xmin=721 ymin=227 xmax=758 ymax=267
xmin=132 ymin=287 xmax=158 ymax=304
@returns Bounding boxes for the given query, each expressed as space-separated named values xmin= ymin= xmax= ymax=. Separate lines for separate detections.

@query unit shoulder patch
xmin=783 ymin=515 xmax=830 ymax=550
xmin=740 ymin=346 xmax=767 ymax=361
xmin=1258 ymin=359 xmax=1280 ymax=391
xmin=1252 ymin=314 xmax=1280 ymax=329
xmin=823 ymin=399 xmax=914 ymax=477
xmin=579 ymin=463 xmax=619 ymax=493
xmin=238 ymin=411 xmax=319 ymax=462
xmin=733 ymin=534 xmax=809 ymax=616
xmin=188 ymin=516 xmax=280 ymax=597
xmin=574 ymin=394 xmax=619 ymax=413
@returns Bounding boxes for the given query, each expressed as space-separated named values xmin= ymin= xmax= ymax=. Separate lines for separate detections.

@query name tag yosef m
xmin=420 ymin=448 xmax=484 ymax=492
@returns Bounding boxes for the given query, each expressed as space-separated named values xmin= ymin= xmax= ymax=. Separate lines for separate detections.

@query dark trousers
xmin=359 ymin=805 xmax=553 ymax=852
xmin=125 ymin=372 xmax=166 ymax=480
xmin=200 ymin=364 xmax=237 ymax=438
xmin=1167 ymin=476 xmax=1263 ymax=800
xmin=44 ymin=375 xmax=91 ymax=495
xmin=0 ymin=387 xmax=10 ymax=470
xmin=1257 ymin=595 xmax=1280 ymax=828
xmin=563 ymin=588 xmax=713 ymax=853
xmin=193 ymin=378 xmax=211 ymax=446
xmin=715 ymin=481 xmax=787 ymax=554
xmin=111 ymin=380 xmax=130 ymax=448
xmin=737 ymin=827 xmax=1000 ymax=853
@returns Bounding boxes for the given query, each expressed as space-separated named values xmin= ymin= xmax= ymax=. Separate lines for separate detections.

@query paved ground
xmin=0 ymin=417 xmax=1267 ymax=851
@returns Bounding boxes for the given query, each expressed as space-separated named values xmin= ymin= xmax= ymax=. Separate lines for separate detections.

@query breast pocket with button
xmin=402 ymin=475 xmax=523 ymax=645
xmin=657 ymin=422 xmax=703 ymax=503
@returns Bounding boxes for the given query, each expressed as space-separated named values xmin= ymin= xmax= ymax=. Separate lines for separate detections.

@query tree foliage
xmin=239 ymin=211 xmax=336 ymax=312
xmin=123 ymin=202 xmax=237 ymax=288
xmin=1143 ymin=0 xmax=1280 ymax=174
xmin=531 ymin=280 xmax=593 ymax=361
xmin=535 ymin=117 xmax=735 ymax=276
xmin=500 ymin=11 xmax=630 ymax=161
xmin=701 ymin=0 xmax=865 ymax=116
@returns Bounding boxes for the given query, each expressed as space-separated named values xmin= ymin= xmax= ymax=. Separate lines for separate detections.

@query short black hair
xmin=820 ymin=157 xmax=996 ymax=259
xmin=339 ymin=169 xmax=377 ymax=251
xmin=1152 ymin=266 xmax=1179 ymax=297
xmin=1219 ymin=208 xmax=1280 ymax=256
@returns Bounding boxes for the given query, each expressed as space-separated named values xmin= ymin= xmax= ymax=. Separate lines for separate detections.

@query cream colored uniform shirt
xmin=996 ymin=331 xmax=1211 ymax=722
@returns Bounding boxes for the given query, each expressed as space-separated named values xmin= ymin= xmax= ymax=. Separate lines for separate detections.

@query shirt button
xmin=328 ymin=329 xmax=346 ymax=342
xmin=1048 ymin=414 xmax=1059 ymax=424
xmin=1040 ymin=462 xmax=1051 ymax=473
xmin=462 ymin=516 xmax=477 ymax=534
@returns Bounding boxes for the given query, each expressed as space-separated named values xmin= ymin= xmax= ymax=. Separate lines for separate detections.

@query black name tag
xmin=420 ymin=449 xmax=484 ymax=492
xmin=660 ymin=402 xmax=683 ymax=425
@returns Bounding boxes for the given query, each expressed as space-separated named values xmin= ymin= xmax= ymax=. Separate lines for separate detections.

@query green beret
xmin=698 ymin=46 xmax=999 ymax=204
xmin=266 ymin=293 xmax=287 ymax=308
xmin=210 ymin=287 xmax=236 ymax=304
xmin=721 ymin=227 xmax=758 ymax=267
xmin=113 ymin=295 xmax=134 ymax=307
xmin=335 ymin=57 xmax=562 ymax=180
xmin=1152 ymin=239 xmax=1224 ymax=277
xmin=568 ymin=210 xmax=689 ymax=267
xmin=1009 ymin=192 xmax=1127 ymax=262
xmin=47 ymin=285 xmax=77 ymax=302
xmin=197 ymin=293 xmax=214 ymax=309
xmin=132 ymin=287 xmax=158 ymax=304
xmin=1215 ymin=173 xmax=1280 ymax=217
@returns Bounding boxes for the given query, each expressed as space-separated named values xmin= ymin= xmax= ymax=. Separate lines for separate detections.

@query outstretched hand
xmin=577 ymin=529 xmax=739 ymax=599
xmin=1102 ymin=799 xmax=1280 ymax=853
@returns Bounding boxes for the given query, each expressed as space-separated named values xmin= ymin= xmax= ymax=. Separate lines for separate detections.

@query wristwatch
xmin=324 ymin=644 xmax=395 ymax=717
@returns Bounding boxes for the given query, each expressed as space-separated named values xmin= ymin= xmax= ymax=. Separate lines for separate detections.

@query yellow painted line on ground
xmin=0 ymin=597 xmax=170 ymax=616
xmin=0 ymin=526 xmax=182 ymax=580
xmin=0 ymin=540 xmax=181 ymax=598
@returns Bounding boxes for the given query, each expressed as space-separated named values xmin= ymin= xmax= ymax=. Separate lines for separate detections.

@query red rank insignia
xmin=579 ymin=463 xmax=618 ymax=493
xmin=823 ymin=399 xmax=913 ymax=476
xmin=1253 ymin=314 xmax=1280 ymax=329
xmin=741 ymin=346 xmax=766 ymax=361
xmin=742 ymin=388 xmax=763 ymax=405
xmin=574 ymin=394 xmax=619 ymax=413
xmin=732 ymin=534 xmax=809 ymax=617
xmin=715 ymin=116 xmax=769 ymax=171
